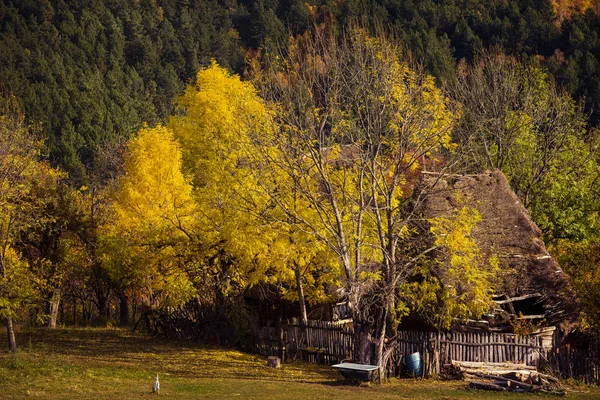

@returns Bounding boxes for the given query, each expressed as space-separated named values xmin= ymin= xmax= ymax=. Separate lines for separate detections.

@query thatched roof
xmin=423 ymin=170 xmax=576 ymax=328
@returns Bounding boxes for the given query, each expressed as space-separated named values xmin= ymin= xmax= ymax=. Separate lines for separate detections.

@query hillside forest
xmin=1 ymin=0 xmax=600 ymax=366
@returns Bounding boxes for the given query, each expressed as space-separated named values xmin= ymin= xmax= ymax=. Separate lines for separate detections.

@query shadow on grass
xmin=320 ymin=378 xmax=363 ymax=387
xmin=8 ymin=327 xmax=339 ymax=384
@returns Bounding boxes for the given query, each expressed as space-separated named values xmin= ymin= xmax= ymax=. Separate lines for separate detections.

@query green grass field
xmin=0 ymin=328 xmax=598 ymax=399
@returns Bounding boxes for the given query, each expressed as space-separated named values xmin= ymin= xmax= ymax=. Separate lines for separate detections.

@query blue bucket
xmin=405 ymin=352 xmax=423 ymax=377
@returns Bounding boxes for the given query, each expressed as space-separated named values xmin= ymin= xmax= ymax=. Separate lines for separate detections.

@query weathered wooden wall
xmin=287 ymin=319 xmax=353 ymax=364
xmin=551 ymin=330 xmax=600 ymax=383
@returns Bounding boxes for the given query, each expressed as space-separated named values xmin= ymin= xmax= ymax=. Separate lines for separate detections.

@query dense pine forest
xmin=1 ymin=0 xmax=600 ymax=365
xmin=2 ymin=0 xmax=600 ymax=183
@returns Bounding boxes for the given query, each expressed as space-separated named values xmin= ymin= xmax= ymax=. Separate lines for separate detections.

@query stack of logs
xmin=446 ymin=361 xmax=565 ymax=396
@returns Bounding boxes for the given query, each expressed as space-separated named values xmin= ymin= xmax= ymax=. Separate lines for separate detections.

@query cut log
xmin=451 ymin=360 xmax=536 ymax=370
xmin=476 ymin=373 xmax=534 ymax=390
xmin=448 ymin=358 xmax=564 ymax=395
xmin=267 ymin=356 xmax=281 ymax=368
xmin=537 ymin=372 xmax=560 ymax=384
xmin=458 ymin=367 xmax=534 ymax=376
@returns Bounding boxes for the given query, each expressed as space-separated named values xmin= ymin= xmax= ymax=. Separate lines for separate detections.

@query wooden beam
xmin=516 ymin=314 xmax=546 ymax=320
xmin=453 ymin=318 xmax=489 ymax=325
xmin=494 ymin=293 xmax=542 ymax=304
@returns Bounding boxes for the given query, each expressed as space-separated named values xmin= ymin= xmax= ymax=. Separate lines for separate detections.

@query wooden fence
xmin=249 ymin=319 xmax=600 ymax=383
xmin=551 ymin=330 xmax=600 ymax=383
xmin=251 ymin=319 xmax=545 ymax=374
xmin=250 ymin=326 xmax=283 ymax=358
xmin=403 ymin=331 xmax=544 ymax=375
xmin=287 ymin=319 xmax=354 ymax=364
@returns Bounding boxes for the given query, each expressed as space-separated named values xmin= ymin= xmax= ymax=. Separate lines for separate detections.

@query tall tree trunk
xmin=132 ymin=301 xmax=138 ymax=325
xmin=375 ymin=307 xmax=388 ymax=383
xmin=119 ymin=292 xmax=130 ymax=327
xmin=294 ymin=264 xmax=309 ymax=347
xmin=81 ymin=299 xmax=87 ymax=326
xmin=46 ymin=291 xmax=61 ymax=329
xmin=97 ymin=295 xmax=107 ymax=325
xmin=6 ymin=317 xmax=17 ymax=352
xmin=294 ymin=265 xmax=308 ymax=327
xmin=354 ymin=321 xmax=373 ymax=364
xmin=1 ymin=243 xmax=17 ymax=351
xmin=73 ymin=296 xmax=77 ymax=326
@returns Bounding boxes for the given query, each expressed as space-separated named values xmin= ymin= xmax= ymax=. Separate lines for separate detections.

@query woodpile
xmin=446 ymin=361 xmax=565 ymax=396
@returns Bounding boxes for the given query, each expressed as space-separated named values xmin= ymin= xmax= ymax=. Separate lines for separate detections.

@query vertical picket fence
xmin=287 ymin=318 xmax=354 ymax=364
xmin=430 ymin=331 xmax=543 ymax=374
xmin=249 ymin=319 xmax=600 ymax=383
xmin=250 ymin=326 xmax=282 ymax=358
xmin=388 ymin=331 xmax=543 ymax=375
xmin=551 ymin=330 xmax=600 ymax=383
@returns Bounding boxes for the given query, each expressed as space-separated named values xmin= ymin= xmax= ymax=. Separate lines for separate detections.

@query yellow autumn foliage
xmin=170 ymin=61 xmax=277 ymax=286
xmin=427 ymin=206 xmax=498 ymax=329
xmin=111 ymin=124 xmax=196 ymax=241
xmin=253 ymin=28 xmax=461 ymax=323
xmin=103 ymin=124 xmax=197 ymax=308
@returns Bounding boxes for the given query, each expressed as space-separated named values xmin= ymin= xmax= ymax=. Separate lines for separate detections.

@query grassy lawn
xmin=0 ymin=328 xmax=598 ymax=399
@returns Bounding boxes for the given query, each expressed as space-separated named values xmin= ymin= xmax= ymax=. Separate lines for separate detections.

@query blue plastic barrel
xmin=405 ymin=352 xmax=423 ymax=377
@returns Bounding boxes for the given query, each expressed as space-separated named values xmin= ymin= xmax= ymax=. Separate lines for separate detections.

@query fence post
xmin=278 ymin=317 xmax=286 ymax=363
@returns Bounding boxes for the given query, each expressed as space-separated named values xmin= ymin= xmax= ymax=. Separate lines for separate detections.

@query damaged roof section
xmin=423 ymin=170 xmax=576 ymax=329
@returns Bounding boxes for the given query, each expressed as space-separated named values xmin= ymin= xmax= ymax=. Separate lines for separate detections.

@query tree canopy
xmin=3 ymin=0 xmax=600 ymax=353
